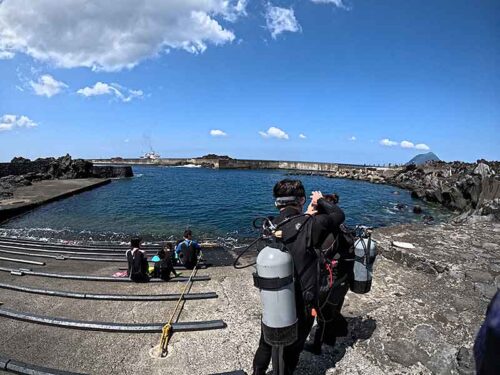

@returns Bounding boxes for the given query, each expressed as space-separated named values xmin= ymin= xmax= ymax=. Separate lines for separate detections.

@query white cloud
xmin=224 ymin=0 xmax=248 ymax=22
xmin=210 ymin=129 xmax=227 ymax=137
xmin=299 ymin=133 xmax=307 ymax=139
xmin=400 ymin=140 xmax=414 ymax=149
xmin=77 ymin=82 xmax=143 ymax=102
xmin=29 ymin=74 xmax=67 ymax=97
xmin=310 ymin=0 xmax=347 ymax=8
xmin=259 ymin=126 xmax=289 ymax=140
xmin=0 ymin=0 xmax=245 ymax=71
xmin=265 ymin=4 xmax=301 ymax=39
xmin=0 ymin=50 xmax=14 ymax=59
xmin=380 ymin=138 xmax=431 ymax=151
xmin=415 ymin=143 xmax=430 ymax=151
xmin=380 ymin=138 xmax=398 ymax=147
xmin=349 ymin=136 xmax=356 ymax=141
xmin=0 ymin=114 xmax=38 ymax=132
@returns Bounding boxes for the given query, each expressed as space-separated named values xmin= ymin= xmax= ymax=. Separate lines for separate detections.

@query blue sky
xmin=0 ymin=0 xmax=498 ymax=164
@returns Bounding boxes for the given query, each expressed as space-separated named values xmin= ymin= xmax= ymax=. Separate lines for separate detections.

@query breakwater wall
xmin=91 ymin=157 xmax=372 ymax=172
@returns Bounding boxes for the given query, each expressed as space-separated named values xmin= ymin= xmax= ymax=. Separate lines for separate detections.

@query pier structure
xmin=91 ymin=156 xmax=379 ymax=172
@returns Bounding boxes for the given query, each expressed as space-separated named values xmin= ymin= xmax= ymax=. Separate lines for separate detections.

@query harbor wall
xmin=90 ymin=158 xmax=368 ymax=172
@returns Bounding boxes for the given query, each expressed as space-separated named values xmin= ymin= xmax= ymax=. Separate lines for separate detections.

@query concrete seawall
xmin=91 ymin=157 xmax=373 ymax=172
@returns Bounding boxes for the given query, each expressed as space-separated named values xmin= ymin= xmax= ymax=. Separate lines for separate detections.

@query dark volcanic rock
xmin=0 ymin=155 xmax=133 ymax=199
xmin=0 ymin=175 xmax=32 ymax=199
xmin=328 ymin=160 xmax=500 ymax=221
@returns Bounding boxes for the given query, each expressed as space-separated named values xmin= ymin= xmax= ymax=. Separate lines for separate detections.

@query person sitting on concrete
xmin=175 ymin=229 xmax=201 ymax=269
xmin=152 ymin=243 xmax=180 ymax=281
xmin=126 ymin=236 xmax=150 ymax=282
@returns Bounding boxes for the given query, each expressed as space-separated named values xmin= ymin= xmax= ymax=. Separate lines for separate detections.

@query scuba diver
xmin=152 ymin=243 xmax=181 ymax=280
xmin=175 ymin=229 xmax=202 ymax=269
xmin=126 ymin=236 xmax=150 ymax=282
xmin=304 ymin=193 xmax=353 ymax=355
xmin=252 ymin=179 xmax=345 ymax=375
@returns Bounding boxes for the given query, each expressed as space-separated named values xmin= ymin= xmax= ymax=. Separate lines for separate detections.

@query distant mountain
xmin=407 ymin=152 xmax=441 ymax=165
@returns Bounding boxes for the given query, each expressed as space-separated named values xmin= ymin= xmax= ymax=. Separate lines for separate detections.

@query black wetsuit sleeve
xmin=317 ymin=198 xmax=345 ymax=228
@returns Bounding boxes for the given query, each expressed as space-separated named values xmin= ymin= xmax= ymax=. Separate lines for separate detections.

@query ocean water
xmin=0 ymin=166 xmax=451 ymax=242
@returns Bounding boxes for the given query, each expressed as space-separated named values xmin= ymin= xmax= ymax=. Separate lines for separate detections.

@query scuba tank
xmin=253 ymin=243 xmax=298 ymax=346
xmin=350 ymin=227 xmax=377 ymax=294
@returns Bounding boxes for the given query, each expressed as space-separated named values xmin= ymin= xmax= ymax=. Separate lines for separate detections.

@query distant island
xmin=407 ymin=152 xmax=441 ymax=165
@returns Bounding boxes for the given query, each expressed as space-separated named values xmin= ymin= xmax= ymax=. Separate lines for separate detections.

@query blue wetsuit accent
xmin=175 ymin=239 xmax=201 ymax=255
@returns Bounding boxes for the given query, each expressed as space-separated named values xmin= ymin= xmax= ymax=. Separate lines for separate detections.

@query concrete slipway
xmin=0 ymin=220 xmax=498 ymax=374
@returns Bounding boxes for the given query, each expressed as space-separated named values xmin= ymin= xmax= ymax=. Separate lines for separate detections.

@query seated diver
xmin=304 ymin=193 xmax=352 ymax=355
xmin=175 ymin=229 xmax=201 ymax=269
xmin=126 ymin=236 xmax=150 ymax=282
xmin=151 ymin=243 xmax=180 ymax=280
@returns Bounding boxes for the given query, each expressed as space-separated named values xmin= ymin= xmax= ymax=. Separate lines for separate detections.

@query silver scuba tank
xmin=351 ymin=234 xmax=377 ymax=294
xmin=253 ymin=245 xmax=298 ymax=346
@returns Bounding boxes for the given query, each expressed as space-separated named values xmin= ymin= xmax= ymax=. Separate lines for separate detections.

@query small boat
xmin=140 ymin=151 xmax=161 ymax=160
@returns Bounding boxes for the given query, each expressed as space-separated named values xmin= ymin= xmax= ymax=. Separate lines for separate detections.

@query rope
xmin=159 ymin=251 xmax=203 ymax=357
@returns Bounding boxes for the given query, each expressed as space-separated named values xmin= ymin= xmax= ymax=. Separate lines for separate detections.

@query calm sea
xmin=0 ymin=166 xmax=450 ymax=242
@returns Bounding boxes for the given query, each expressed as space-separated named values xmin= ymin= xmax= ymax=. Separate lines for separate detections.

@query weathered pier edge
xmin=0 ymin=179 xmax=111 ymax=223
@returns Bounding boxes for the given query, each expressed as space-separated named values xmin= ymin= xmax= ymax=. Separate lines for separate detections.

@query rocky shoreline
xmin=0 ymin=155 xmax=133 ymax=199
xmin=292 ymin=160 xmax=500 ymax=222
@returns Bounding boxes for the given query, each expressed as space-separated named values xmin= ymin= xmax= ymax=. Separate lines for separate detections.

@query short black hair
xmin=324 ymin=193 xmax=339 ymax=204
xmin=183 ymin=229 xmax=192 ymax=238
xmin=273 ymin=179 xmax=306 ymax=199
xmin=130 ymin=236 xmax=142 ymax=248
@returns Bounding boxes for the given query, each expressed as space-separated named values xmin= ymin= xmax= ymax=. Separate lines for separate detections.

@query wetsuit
xmin=126 ymin=248 xmax=149 ymax=282
xmin=175 ymin=239 xmax=201 ymax=269
xmin=252 ymin=199 xmax=345 ymax=375
xmin=308 ymin=201 xmax=353 ymax=352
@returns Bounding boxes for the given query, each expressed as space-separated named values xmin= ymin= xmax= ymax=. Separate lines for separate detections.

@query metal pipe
xmin=0 ymin=354 xmax=86 ymax=375
xmin=0 ymin=256 xmax=45 ymax=266
xmin=0 ymin=244 xmax=135 ymax=256
xmin=0 ymin=282 xmax=217 ymax=301
xmin=0 ymin=248 xmax=126 ymax=262
xmin=0 ymin=237 xmax=161 ymax=250
xmin=0 ymin=307 xmax=226 ymax=333
xmin=0 ymin=266 xmax=210 ymax=282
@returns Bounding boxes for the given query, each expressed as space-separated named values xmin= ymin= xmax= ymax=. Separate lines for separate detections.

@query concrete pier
xmin=0 ymin=178 xmax=111 ymax=223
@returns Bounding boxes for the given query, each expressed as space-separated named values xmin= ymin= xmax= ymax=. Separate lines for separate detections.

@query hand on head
xmin=306 ymin=202 xmax=318 ymax=216
xmin=310 ymin=191 xmax=323 ymax=206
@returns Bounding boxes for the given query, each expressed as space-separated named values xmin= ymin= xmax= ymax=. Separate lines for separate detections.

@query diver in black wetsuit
xmin=304 ymin=193 xmax=352 ymax=355
xmin=252 ymin=179 xmax=345 ymax=375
